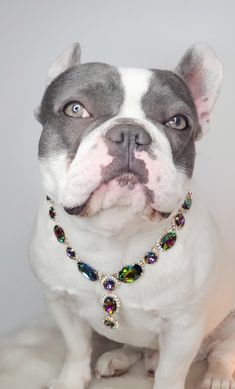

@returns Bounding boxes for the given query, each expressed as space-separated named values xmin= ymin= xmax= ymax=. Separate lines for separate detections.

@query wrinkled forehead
xmin=40 ymin=62 xmax=196 ymax=120
xmin=42 ymin=63 xmax=123 ymax=114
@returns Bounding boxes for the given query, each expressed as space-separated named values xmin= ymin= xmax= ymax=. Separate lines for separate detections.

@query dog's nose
xmin=105 ymin=124 xmax=152 ymax=147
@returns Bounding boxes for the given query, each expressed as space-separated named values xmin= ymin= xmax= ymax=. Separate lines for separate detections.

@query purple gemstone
xmin=103 ymin=279 xmax=116 ymax=291
xmin=144 ymin=251 xmax=158 ymax=264
xmin=103 ymin=297 xmax=117 ymax=315
xmin=175 ymin=213 xmax=185 ymax=227
xmin=66 ymin=247 xmax=76 ymax=258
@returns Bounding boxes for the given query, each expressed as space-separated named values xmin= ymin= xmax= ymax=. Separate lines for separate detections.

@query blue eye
xmin=72 ymin=104 xmax=81 ymax=113
xmin=63 ymin=101 xmax=90 ymax=118
xmin=165 ymin=115 xmax=188 ymax=130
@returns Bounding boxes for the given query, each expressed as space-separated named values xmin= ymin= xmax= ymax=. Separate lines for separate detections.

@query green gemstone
xmin=160 ymin=231 xmax=177 ymax=251
xmin=118 ymin=264 xmax=143 ymax=283
xmin=54 ymin=225 xmax=66 ymax=243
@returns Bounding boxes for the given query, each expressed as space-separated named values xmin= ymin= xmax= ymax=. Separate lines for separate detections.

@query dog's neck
xmin=58 ymin=203 xmax=170 ymax=239
xmin=50 ymin=201 xmax=176 ymax=274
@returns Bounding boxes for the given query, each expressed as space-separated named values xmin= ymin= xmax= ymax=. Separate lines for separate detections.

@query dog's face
xmin=36 ymin=43 xmax=222 ymax=232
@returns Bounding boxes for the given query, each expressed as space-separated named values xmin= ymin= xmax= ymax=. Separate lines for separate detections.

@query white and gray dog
xmin=30 ymin=42 xmax=235 ymax=389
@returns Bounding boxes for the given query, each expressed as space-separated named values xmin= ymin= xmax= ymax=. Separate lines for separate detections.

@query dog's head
xmin=36 ymin=42 xmax=222 ymax=232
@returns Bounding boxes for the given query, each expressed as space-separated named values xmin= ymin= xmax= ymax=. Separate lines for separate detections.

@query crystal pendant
xmin=102 ymin=296 xmax=119 ymax=315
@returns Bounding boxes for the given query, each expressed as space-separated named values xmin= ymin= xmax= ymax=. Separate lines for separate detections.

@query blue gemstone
xmin=78 ymin=262 xmax=98 ymax=281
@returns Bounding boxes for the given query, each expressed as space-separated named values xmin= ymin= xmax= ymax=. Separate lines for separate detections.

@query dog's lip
xmin=159 ymin=211 xmax=172 ymax=219
xmin=63 ymin=172 xmax=141 ymax=216
xmin=64 ymin=203 xmax=88 ymax=216
xmin=64 ymin=202 xmax=172 ymax=218
xmin=63 ymin=172 xmax=172 ymax=218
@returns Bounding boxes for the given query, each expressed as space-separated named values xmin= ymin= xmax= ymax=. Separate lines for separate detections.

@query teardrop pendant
xmin=102 ymin=295 xmax=120 ymax=329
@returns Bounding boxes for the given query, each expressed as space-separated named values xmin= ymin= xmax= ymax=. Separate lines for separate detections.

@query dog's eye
xmin=165 ymin=115 xmax=188 ymax=130
xmin=63 ymin=102 xmax=90 ymax=118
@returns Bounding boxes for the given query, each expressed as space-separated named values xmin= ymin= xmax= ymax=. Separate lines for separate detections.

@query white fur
xmin=39 ymin=66 xmax=188 ymax=232
xmin=0 ymin=316 xmax=211 ymax=389
xmin=118 ymin=67 xmax=152 ymax=118
xmin=29 ymin=180 xmax=235 ymax=389
xmin=29 ymin=44 xmax=234 ymax=389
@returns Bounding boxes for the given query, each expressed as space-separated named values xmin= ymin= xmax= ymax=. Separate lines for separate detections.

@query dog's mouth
xmin=63 ymin=173 xmax=172 ymax=219
xmin=64 ymin=202 xmax=171 ymax=219
xmin=63 ymin=172 xmax=172 ymax=220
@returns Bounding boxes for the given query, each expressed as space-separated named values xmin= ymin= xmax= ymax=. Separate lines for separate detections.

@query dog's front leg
xmin=45 ymin=292 xmax=92 ymax=389
xmin=153 ymin=313 xmax=204 ymax=389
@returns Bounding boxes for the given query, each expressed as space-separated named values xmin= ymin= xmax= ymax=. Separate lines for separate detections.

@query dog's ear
xmin=47 ymin=42 xmax=81 ymax=86
xmin=34 ymin=42 xmax=81 ymax=123
xmin=175 ymin=43 xmax=223 ymax=140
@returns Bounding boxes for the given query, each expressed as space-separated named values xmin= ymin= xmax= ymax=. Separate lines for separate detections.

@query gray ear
xmin=47 ymin=42 xmax=81 ymax=86
xmin=175 ymin=43 xmax=223 ymax=140
xmin=34 ymin=42 xmax=81 ymax=122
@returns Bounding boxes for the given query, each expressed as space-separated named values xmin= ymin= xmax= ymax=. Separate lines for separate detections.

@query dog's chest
xmin=50 ymin=278 xmax=165 ymax=348
xmin=30 ymin=201 xmax=206 ymax=348
xmin=30 ymin=223 xmax=176 ymax=347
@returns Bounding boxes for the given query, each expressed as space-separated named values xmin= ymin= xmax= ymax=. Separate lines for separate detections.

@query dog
xmin=30 ymin=42 xmax=235 ymax=389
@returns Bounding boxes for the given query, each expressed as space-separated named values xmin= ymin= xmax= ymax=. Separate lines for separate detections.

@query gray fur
xmin=38 ymin=63 xmax=124 ymax=158
xmin=38 ymin=62 xmax=199 ymax=178
xmin=142 ymin=70 xmax=199 ymax=177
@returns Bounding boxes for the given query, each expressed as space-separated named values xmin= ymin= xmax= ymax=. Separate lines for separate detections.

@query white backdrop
xmin=0 ymin=0 xmax=234 ymax=334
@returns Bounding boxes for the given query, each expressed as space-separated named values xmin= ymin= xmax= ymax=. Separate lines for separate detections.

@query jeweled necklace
xmin=47 ymin=191 xmax=192 ymax=329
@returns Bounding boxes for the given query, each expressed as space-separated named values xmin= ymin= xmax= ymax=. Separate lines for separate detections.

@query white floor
xmin=0 ymin=315 xmax=207 ymax=389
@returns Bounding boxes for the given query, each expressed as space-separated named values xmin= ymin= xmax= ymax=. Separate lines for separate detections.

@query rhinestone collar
xmin=47 ymin=191 xmax=192 ymax=329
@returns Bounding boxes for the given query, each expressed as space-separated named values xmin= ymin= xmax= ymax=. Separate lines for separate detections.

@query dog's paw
xmin=95 ymin=349 xmax=132 ymax=379
xmin=201 ymin=376 xmax=235 ymax=389
xmin=144 ymin=349 xmax=159 ymax=377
